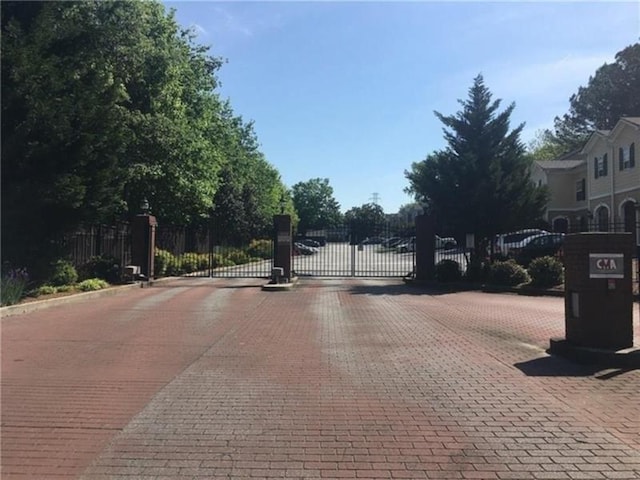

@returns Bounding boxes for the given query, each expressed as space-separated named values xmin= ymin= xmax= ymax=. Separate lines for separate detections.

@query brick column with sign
xmin=414 ymin=214 xmax=435 ymax=281
xmin=562 ymin=232 xmax=634 ymax=350
xmin=273 ymin=215 xmax=292 ymax=282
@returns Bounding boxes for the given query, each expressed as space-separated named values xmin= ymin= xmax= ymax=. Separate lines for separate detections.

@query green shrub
xmin=49 ymin=259 xmax=78 ymax=286
xmin=226 ymin=249 xmax=251 ymax=265
xmin=435 ymin=259 xmax=462 ymax=283
xmin=247 ymin=239 xmax=273 ymax=259
xmin=77 ymin=278 xmax=109 ymax=291
xmin=488 ymin=259 xmax=530 ymax=286
xmin=154 ymin=249 xmax=175 ymax=277
xmin=212 ymin=254 xmax=234 ymax=268
xmin=197 ymin=254 xmax=209 ymax=270
xmin=464 ymin=259 xmax=490 ymax=282
xmin=56 ymin=284 xmax=74 ymax=293
xmin=1 ymin=268 xmax=29 ymax=306
xmin=165 ymin=256 xmax=185 ymax=276
xmin=80 ymin=255 xmax=120 ymax=283
xmin=528 ymin=256 xmax=564 ymax=287
xmin=180 ymin=253 xmax=201 ymax=273
xmin=36 ymin=285 xmax=58 ymax=296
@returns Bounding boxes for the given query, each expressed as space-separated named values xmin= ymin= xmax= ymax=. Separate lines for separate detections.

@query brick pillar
xmin=274 ymin=215 xmax=292 ymax=281
xmin=563 ymin=233 xmax=634 ymax=349
xmin=414 ymin=214 xmax=435 ymax=281
xmin=131 ymin=214 xmax=157 ymax=280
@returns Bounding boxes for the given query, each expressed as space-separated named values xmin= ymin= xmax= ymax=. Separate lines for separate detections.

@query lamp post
xmin=141 ymin=197 xmax=150 ymax=215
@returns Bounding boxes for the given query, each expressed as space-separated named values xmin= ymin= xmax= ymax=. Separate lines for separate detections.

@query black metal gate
xmin=155 ymin=224 xmax=273 ymax=278
xmin=293 ymin=222 xmax=415 ymax=277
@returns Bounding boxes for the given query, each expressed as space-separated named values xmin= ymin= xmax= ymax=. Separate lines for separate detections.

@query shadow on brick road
xmin=515 ymin=355 xmax=637 ymax=378
xmin=348 ymin=283 xmax=476 ymax=296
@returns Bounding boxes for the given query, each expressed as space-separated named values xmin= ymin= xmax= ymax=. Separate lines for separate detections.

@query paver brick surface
xmin=2 ymin=278 xmax=639 ymax=479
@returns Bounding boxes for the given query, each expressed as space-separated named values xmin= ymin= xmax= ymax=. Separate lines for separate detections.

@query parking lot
xmin=293 ymin=241 xmax=469 ymax=276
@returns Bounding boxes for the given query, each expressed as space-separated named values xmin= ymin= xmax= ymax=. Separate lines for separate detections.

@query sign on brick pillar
xmin=562 ymin=233 xmax=634 ymax=350
xmin=273 ymin=215 xmax=292 ymax=281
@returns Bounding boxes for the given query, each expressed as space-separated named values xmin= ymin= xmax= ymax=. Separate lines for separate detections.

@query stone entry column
xmin=131 ymin=214 xmax=157 ymax=280
xmin=562 ymin=233 xmax=634 ymax=350
xmin=273 ymin=215 xmax=292 ymax=282
xmin=414 ymin=214 xmax=435 ymax=281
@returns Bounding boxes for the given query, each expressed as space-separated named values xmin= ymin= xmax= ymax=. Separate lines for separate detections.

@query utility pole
xmin=370 ymin=192 xmax=380 ymax=205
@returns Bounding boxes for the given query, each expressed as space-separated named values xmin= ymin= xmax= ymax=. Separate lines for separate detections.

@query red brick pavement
xmin=1 ymin=278 xmax=639 ymax=479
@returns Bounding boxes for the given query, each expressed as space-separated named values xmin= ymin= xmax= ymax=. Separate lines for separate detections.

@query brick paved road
xmin=2 ymin=278 xmax=639 ymax=479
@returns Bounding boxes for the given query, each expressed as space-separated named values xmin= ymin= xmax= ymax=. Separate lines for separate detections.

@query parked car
xmin=494 ymin=229 xmax=548 ymax=256
xmin=381 ymin=237 xmax=403 ymax=248
xmin=396 ymin=237 xmax=415 ymax=253
xmin=513 ymin=233 xmax=565 ymax=266
xmin=397 ymin=235 xmax=457 ymax=253
xmin=293 ymin=242 xmax=317 ymax=255
xmin=298 ymin=238 xmax=321 ymax=248
xmin=435 ymin=235 xmax=457 ymax=250
xmin=360 ymin=236 xmax=384 ymax=245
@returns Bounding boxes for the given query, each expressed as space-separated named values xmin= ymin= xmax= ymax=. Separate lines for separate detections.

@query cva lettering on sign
xmin=589 ymin=253 xmax=624 ymax=278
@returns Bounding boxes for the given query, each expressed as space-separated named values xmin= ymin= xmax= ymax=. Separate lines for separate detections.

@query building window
xmin=594 ymin=155 xmax=608 ymax=178
xmin=597 ymin=207 xmax=609 ymax=232
xmin=620 ymin=143 xmax=636 ymax=170
xmin=575 ymin=178 xmax=586 ymax=201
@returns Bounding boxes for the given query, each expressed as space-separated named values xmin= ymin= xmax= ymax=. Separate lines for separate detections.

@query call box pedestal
xmin=549 ymin=233 xmax=639 ymax=367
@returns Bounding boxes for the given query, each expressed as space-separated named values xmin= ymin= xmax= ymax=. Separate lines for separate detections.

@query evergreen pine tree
xmin=406 ymin=74 xmax=548 ymax=251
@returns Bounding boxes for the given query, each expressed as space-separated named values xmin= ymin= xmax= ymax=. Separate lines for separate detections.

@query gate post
xmin=131 ymin=214 xmax=157 ymax=280
xmin=414 ymin=214 xmax=435 ymax=281
xmin=274 ymin=215 xmax=292 ymax=281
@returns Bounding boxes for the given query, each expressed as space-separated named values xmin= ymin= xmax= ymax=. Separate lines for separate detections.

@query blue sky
xmin=165 ymin=1 xmax=639 ymax=214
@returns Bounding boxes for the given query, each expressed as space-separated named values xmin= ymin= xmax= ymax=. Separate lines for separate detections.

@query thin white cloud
xmin=191 ymin=23 xmax=209 ymax=37
xmin=213 ymin=6 xmax=254 ymax=37
xmin=490 ymin=53 xmax=615 ymax=101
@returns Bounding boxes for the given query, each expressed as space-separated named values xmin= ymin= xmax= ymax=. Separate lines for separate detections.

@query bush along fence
xmin=154 ymin=224 xmax=274 ymax=278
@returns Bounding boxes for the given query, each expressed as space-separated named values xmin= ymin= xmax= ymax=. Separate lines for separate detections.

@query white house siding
xmin=612 ymin=126 xmax=639 ymax=193
xmin=587 ymin=136 xmax=613 ymax=199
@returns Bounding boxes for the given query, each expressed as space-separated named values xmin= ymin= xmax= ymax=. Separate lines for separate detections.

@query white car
xmin=397 ymin=236 xmax=457 ymax=253
xmin=435 ymin=235 xmax=457 ymax=250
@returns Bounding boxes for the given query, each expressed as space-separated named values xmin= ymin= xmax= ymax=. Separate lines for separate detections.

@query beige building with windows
xmin=532 ymin=117 xmax=639 ymax=234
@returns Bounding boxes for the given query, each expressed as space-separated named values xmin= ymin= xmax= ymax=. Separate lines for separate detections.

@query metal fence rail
xmin=155 ymin=224 xmax=273 ymax=278
xmin=64 ymin=224 xmax=131 ymax=271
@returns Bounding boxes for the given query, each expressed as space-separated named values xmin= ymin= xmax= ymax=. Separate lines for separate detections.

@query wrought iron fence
xmin=64 ymin=224 xmax=131 ymax=270
xmin=155 ymin=224 xmax=273 ymax=278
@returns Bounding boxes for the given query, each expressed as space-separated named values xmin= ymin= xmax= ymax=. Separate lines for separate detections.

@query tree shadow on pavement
xmin=348 ymin=283 xmax=478 ymax=296
xmin=515 ymin=355 xmax=602 ymax=377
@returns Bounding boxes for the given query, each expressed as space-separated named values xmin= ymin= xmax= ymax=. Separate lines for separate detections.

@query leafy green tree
xmin=526 ymin=130 xmax=573 ymax=161
xmin=291 ymin=178 xmax=343 ymax=234
xmin=344 ymin=203 xmax=386 ymax=242
xmin=211 ymin=111 xmax=293 ymax=245
xmin=550 ymin=42 xmax=640 ymax=152
xmin=405 ymin=75 xmax=548 ymax=251
xmin=0 ymin=1 xmax=239 ymax=278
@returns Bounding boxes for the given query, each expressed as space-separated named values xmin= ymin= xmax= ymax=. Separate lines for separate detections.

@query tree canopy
xmin=291 ymin=178 xmax=343 ymax=233
xmin=531 ymin=42 xmax=640 ymax=157
xmin=1 ymin=0 xmax=289 ymax=277
xmin=344 ymin=203 xmax=386 ymax=242
xmin=405 ymin=75 xmax=548 ymax=246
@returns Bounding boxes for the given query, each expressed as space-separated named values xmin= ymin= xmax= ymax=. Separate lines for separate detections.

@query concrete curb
xmin=0 ymin=282 xmax=145 ymax=319
xmin=262 ymin=277 xmax=299 ymax=291
xmin=548 ymin=337 xmax=640 ymax=368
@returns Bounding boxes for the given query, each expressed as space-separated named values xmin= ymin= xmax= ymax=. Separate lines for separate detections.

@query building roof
xmin=621 ymin=116 xmax=640 ymax=126
xmin=535 ymin=159 xmax=585 ymax=170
